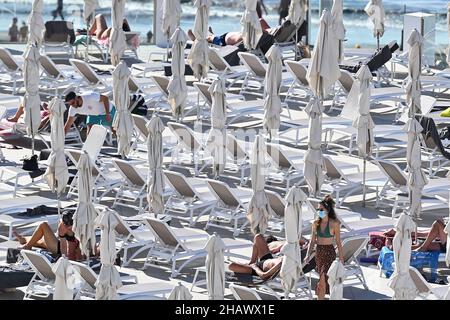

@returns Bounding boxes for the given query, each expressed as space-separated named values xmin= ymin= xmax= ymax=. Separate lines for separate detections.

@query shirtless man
xmin=187 ymin=28 xmax=243 ymax=46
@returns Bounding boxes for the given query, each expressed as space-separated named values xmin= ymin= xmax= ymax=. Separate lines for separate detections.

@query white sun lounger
xmin=20 ymin=250 xmax=57 ymax=299
xmin=163 ymin=170 xmax=216 ymax=226
xmin=238 ymin=51 xmax=292 ymax=96
xmin=409 ymin=266 xmax=450 ymax=300
xmin=207 ymin=47 xmax=248 ymax=87
xmin=0 ymin=47 xmax=23 ymax=94
xmin=375 ymin=160 xmax=450 ymax=215
xmin=143 ymin=217 xmax=252 ymax=277
xmin=284 ymin=60 xmax=312 ymax=104
xmin=111 ymin=159 xmax=148 ymax=213
xmin=205 ymin=179 xmax=253 ymax=236
xmin=229 ymin=284 xmax=281 ymax=300
xmin=39 ymin=55 xmax=82 ymax=95
xmin=69 ymin=58 xmax=113 ymax=93
xmin=70 ymin=260 xmax=172 ymax=300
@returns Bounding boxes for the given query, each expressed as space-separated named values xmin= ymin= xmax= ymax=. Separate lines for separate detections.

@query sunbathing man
xmin=228 ymin=234 xmax=311 ymax=281
xmin=64 ymin=91 xmax=115 ymax=135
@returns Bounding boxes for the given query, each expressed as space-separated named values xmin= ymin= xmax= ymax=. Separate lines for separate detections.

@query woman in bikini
xmin=13 ymin=212 xmax=98 ymax=261
xmin=304 ymin=195 xmax=344 ymax=300
xmin=88 ymin=14 xmax=131 ymax=40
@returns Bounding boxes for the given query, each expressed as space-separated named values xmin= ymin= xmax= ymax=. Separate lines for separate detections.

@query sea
xmin=0 ymin=0 xmax=448 ymax=52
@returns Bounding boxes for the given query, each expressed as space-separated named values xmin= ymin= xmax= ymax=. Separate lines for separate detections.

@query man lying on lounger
xmin=228 ymin=234 xmax=314 ymax=281
xmin=64 ymin=91 xmax=116 ymax=135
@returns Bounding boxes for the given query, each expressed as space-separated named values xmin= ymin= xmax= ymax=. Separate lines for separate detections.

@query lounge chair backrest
xmin=132 ymin=114 xmax=149 ymax=139
xmin=83 ymin=124 xmax=107 ymax=161
xmin=376 ymin=160 xmax=407 ymax=187
xmin=208 ymin=48 xmax=230 ymax=72
xmin=193 ymin=82 xmax=212 ymax=107
xmin=146 ymin=218 xmax=180 ymax=248
xmin=69 ymin=59 xmax=102 ymax=85
xmin=168 ymin=122 xmax=200 ymax=151
xmin=207 ymin=179 xmax=240 ymax=207
xmin=39 ymin=55 xmax=62 ymax=78
xmin=128 ymin=77 xmax=140 ymax=93
xmin=20 ymin=250 xmax=55 ymax=281
xmin=408 ymin=267 xmax=430 ymax=295
xmin=265 ymin=190 xmax=285 ymax=218
xmin=164 ymin=170 xmax=196 ymax=198
xmin=226 ymin=134 xmax=248 ymax=161
xmin=44 ymin=21 xmax=76 ymax=44
xmin=70 ymin=261 xmax=97 ymax=289
xmin=338 ymin=69 xmax=354 ymax=93
xmin=65 ymin=149 xmax=100 ymax=176
xmin=323 ymin=156 xmax=343 ymax=180
xmin=340 ymin=236 xmax=369 ymax=263
xmin=238 ymin=52 xmax=266 ymax=78
xmin=0 ymin=47 xmax=20 ymax=71
xmin=109 ymin=209 xmax=131 ymax=237
xmin=420 ymin=95 xmax=436 ymax=115
xmin=150 ymin=75 xmax=170 ymax=97
xmin=285 ymin=60 xmax=309 ymax=86
xmin=266 ymin=143 xmax=292 ymax=170
xmin=112 ymin=159 xmax=146 ymax=187
xmin=229 ymin=284 xmax=262 ymax=300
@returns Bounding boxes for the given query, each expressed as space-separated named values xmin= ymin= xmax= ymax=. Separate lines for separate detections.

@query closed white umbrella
xmin=287 ymin=0 xmax=308 ymax=60
xmin=187 ymin=0 xmax=211 ymax=80
xmin=304 ymin=9 xmax=340 ymax=196
xmin=241 ymin=0 xmax=263 ymax=50
xmin=331 ymin=0 xmax=346 ymax=63
xmin=306 ymin=9 xmax=341 ymax=99
xmin=112 ymin=61 xmax=134 ymax=158
xmin=73 ymin=151 xmax=98 ymax=257
xmin=167 ymin=28 xmax=188 ymax=120
xmin=84 ymin=0 xmax=99 ymax=24
xmin=205 ymin=234 xmax=225 ymax=300
xmin=404 ymin=29 xmax=427 ymax=220
xmin=287 ymin=0 xmax=308 ymax=26
xmin=247 ymin=135 xmax=272 ymax=235
xmin=168 ymin=282 xmax=193 ymax=300
xmin=303 ymin=97 xmax=324 ymax=196
xmin=364 ymin=0 xmax=385 ymax=48
xmin=44 ymin=97 xmax=69 ymax=195
xmin=351 ymin=65 xmax=374 ymax=206
xmin=22 ymin=43 xmax=41 ymax=155
xmin=94 ymin=209 xmax=122 ymax=300
xmin=84 ymin=0 xmax=99 ymax=61
xmin=280 ymin=186 xmax=307 ymax=298
xmin=327 ymin=260 xmax=345 ymax=300
xmin=206 ymin=77 xmax=227 ymax=177
xmin=52 ymin=256 xmax=76 ymax=300
xmin=109 ymin=0 xmax=127 ymax=66
xmin=147 ymin=116 xmax=165 ymax=217
xmin=27 ymin=0 xmax=45 ymax=45
xmin=263 ymin=45 xmax=283 ymax=135
xmin=162 ymin=0 xmax=182 ymax=40
xmin=388 ymin=213 xmax=417 ymax=300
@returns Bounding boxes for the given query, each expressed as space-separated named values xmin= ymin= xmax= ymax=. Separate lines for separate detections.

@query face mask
xmin=318 ymin=210 xmax=327 ymax=219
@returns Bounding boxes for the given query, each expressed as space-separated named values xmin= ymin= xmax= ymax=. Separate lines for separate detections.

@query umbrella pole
xmin=166 ymin=34 xmax=170 ymax=62
xmin=295 ymin=24 xmax=298 ymax=61
xmin=377 ymin=33 xmax=380 ymax=50
xmin=362 ymin=157 xmax=366 ymax=207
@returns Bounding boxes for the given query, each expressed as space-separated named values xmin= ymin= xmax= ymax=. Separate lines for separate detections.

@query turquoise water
xmin=0 ymin=0 xmax=448 ymax=51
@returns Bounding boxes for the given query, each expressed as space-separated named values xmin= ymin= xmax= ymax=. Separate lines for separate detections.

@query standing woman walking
xmin=278 ymin=0 xmax=291 ymax=25
xmin=304 ymin=195 xmax=344 ymax=300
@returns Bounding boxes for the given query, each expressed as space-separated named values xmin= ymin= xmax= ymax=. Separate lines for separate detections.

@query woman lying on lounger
xmin=5 ymin=101 xmax=50 ymax=130
xmin=13 ymin=211 xmax=99 ymax=261
xmin=384 ymin=218 xmax=448 ymax=253
xmin=228 ymin=234 xmax=311 ymax=281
